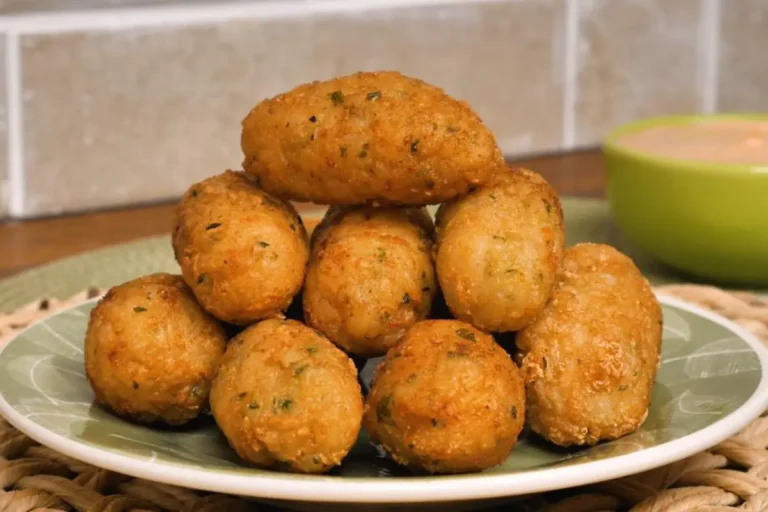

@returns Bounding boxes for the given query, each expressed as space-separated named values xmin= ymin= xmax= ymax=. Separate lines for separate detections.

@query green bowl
xmin=603 ymin=114 xmax=768 ymax=286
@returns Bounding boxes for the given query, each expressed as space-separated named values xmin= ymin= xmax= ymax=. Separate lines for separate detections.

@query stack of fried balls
xmin=84 ymin=71 xmax=663 ymax=475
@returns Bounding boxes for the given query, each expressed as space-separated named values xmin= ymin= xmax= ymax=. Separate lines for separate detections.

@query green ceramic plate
xmin=0 ymin=295 xmax=767 ymax=510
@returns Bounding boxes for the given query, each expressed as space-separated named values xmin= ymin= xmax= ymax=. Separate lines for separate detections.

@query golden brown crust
xmin=84 ymin=273 xmax=227 ymax=426
xmin=209 ymin=319 xmax=363 ymax=473
xmin=435 ymin=168 xmax=565 ymax=332
xmin=303 ymin=206 xmax=436 ymax=357
xmin=517 ymin=243 xmax=663 ymax=447
xmin=172 ymin=170 xmax=309 ymax=325
xmin=363 ymin=320 xmax=526 ymax=473
xmin=241 ymin=71 xmax=503 ymax=206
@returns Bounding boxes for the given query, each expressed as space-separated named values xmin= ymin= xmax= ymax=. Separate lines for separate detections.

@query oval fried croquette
xmin=303 ymin=206 xmax=437 ymax=357
xmin=209 ymin=319 xmax=363 ymax=473
xmin=241 ymin=71 xmax=504 ymax=206
xmin=435 ymin=168 xmax=565 ymax=332
xmin=517 ymin=243 xmax=663 ymax=447
xmin=84 ymin=274 xmax=227 ymax=426
xmin=172 ymin=171 xmax=309 ymax=325
xmin=364 ymin=320 xmax=526 ymax=474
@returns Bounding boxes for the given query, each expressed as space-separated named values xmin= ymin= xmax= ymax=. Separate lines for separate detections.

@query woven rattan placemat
xmin=0 ymin=285 xmax=767 ymax=511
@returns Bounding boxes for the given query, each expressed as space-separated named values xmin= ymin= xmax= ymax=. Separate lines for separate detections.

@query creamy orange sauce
xmin=617 ymin=119 xmax=768 ymax=165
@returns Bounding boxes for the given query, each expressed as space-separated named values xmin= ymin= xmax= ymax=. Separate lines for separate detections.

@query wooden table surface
xmin=0 ymin=150 xmax=604 ymax=280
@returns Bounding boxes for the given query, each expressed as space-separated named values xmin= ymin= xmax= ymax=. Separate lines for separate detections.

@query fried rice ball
xmin=303 ymin=206 xmax=437 ymax=357
xmin=172 ymin=170 xmax=309 ymax=325
xmin=435 ymin=168 xmax=565 ymax=332
xmin=517 ymin=243 xmax=663 ymax=447
xmin=85 ymin=274 xmax=227 ymax=426
xmin=364 ymin=320 xmax=525 ymax=474
xmin=210 ymin=319 xmax=363 ymax=473
xmin=241 ymin=71 xmax=503 ymax=206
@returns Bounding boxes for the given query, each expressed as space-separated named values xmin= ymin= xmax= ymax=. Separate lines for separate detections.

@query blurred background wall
xmin=0 ymin=0 xmax=764 ymax=219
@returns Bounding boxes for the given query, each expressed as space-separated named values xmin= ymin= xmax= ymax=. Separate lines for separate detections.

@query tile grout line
xmin=562 ymin=0 xmax=579 ymax=149
xmin=6 ymin=30 xmax=24 ymax=218
xmin=0 ymin=0 xmax=513 ymax=35
xmin=699 ymin=0 xmax=720 ymax=114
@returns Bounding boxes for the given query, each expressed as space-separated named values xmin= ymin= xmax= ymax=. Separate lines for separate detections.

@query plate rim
xmin=1 ymin=294 xmax=767 ymax=504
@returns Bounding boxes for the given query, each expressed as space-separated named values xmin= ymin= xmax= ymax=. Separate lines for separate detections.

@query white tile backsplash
xmin=0 ymin=0 xmax=763 ymax=218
